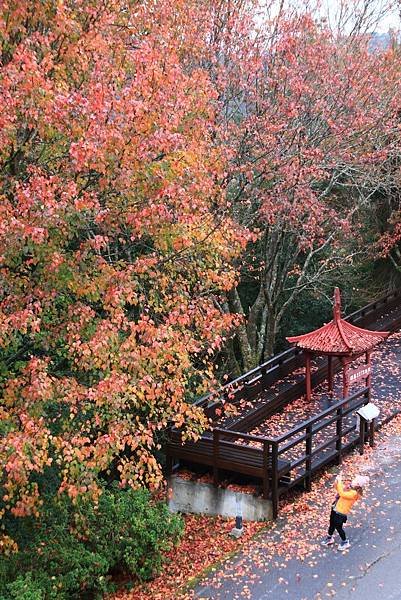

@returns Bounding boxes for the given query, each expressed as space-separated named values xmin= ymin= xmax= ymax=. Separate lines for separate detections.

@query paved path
xmin=194 ymin=433 xmax=401 ymax=600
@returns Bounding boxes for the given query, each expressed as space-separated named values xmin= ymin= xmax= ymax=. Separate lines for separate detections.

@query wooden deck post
xmin=305 ymin=425 xmax=312 ymax=491
xmin=305 ymin=352 xmax=312 ymax=401
xmin=369 ymin=419 xmax=375 ymax=447
xmin=336 ymin=406 xmax=343 ymax=465
xmin=213 ymin=429 xmax=219 ymax=486
xmin=366 ymin=351 xmax=372 ymax=402
xmin=262 ymin=441 xmax=269 ymax=500
xmin=359 ymin=417 xmax=365 ymax=455
xmin=272 ymin=442 xmax=279 ymax=519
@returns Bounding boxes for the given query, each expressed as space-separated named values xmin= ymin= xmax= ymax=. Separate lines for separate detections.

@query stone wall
xmin=168 ymin=476 xmax=273 ymax=521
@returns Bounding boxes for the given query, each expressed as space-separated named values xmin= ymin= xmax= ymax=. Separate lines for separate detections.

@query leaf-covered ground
xmin=113 ymin=411 xmax=401 ymax=599
xmin=111 ymin=514 xmax=266 ymax=599
xmin=193 ymin=415 xmax=401 ymax=599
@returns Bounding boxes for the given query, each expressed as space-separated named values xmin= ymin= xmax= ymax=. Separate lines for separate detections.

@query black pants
xmin=328 ymin=509 xmax=347 ymax=541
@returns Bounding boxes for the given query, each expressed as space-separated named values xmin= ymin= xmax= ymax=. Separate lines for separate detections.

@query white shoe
xmin=338 ymin=540 xmax=350 ymax=551
xmin=321 ymin=536 xmax=335 ymax=546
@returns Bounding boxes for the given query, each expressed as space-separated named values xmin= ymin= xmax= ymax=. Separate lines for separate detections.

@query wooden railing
xmin=192 ymin=388 xmax=370 ymax=518
xmin=192 ymin=345 xmax=304 ymax=417
xmin=212 ymin=428 xmax=274 ymax=499
xmin=269 ymin=387 xmax=370 ymax=517
xmin=346 ymin=288 xmax=401 ymax=326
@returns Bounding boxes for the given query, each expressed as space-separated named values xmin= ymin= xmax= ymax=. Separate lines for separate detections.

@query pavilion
xmin=286 ymin=288 xmax=390 ymax=401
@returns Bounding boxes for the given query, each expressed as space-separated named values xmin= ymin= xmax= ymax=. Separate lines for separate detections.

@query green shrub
xmin=81 ymin=486 xmax=183 ymax=582
xmin=5 ymin=573 xmax=44 ymax=600
xmin=0 ymin=486 xmax=183 ymax=599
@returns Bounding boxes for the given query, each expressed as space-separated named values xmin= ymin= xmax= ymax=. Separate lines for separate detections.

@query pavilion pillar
xmin=342 ymin=358 xmax=349 ymax=399
xmin=305 ymin=352 xmax=312 ymax=401
xmin=327 ymin=355 xmax=333 ymax=393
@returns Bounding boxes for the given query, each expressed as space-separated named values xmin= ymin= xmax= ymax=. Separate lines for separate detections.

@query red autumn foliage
xmin=0 ymin=0 xmax=249 ymax=551
xmin=207 ymin=1 xmax=401 ymax=365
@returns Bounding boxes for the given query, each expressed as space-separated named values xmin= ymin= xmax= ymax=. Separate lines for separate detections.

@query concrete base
xmin=168 ymin=476 xmax=273 ymax=521
xmin=229 ymin=527 xmax=244 ymax=538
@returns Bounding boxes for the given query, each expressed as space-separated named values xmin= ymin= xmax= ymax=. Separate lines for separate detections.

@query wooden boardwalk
xmin=166 ymin=289 xmax=401 ymax=518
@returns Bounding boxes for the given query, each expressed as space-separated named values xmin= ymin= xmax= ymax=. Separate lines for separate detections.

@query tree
xmin=0 ymin=0 xmax=247 ymax=551
xmin=207 ymin=0 xmax=401 ymax=371
xmin=373 ymin=107 xmax=401 ymax=280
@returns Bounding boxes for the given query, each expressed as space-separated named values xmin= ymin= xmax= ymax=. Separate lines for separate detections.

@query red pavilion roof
xmin=286 ymin=288 xmax=390 ymax=355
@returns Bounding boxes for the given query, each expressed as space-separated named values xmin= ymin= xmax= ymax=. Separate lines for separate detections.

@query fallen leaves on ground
xmin=190 ymin=412 xmax=401 ymax=598
xmin=111 ymin=514 xmax=266 ymax=600
xmin=112 ymin=409 xmax=401 ymax=600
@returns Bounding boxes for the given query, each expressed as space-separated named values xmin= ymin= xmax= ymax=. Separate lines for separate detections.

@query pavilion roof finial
xmin=333 ymin=287 xmax=341 ymax=323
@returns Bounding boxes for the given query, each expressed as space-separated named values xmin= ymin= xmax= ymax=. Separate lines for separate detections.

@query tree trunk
xmin=246 ymin=286 xmax=265 ymax=351
xmin=224 ymin=336 xmax=242 ymax=379
xmin=263 ymin=311 xmax=277 ymax=361
xmin=227 ymin=287 xmax=257 ymax=372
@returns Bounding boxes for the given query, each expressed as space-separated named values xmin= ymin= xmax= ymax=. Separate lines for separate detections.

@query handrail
xmin=213 ymin=427 xmax=274 ymax=444
xmin=202 ymin=386 xmax=368 ymax=452
xmin=214 ymin=386 xmax=368 ymax=455
xmin=193 ymin=346 xmax=302 ymax=409
xmin=277 ymin=404 xmax=360 ymax=456
xmin=345 ymin=288 xmax=400 ymax=323
xmin=271 ymin=387 xmax=369 ymax=443
xmin=276 ymin=392 xmax=369 ymax=480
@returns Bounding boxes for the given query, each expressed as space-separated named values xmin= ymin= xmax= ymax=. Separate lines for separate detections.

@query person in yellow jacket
xmin=322 ymin=475 xmax=363 ymax=551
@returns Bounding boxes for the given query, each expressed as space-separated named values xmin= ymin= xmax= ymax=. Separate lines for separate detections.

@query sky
xmin=321 ymin=0 xmax=401 ymax=32
xmin=262 ymin=0 xmax=401 ymax=33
